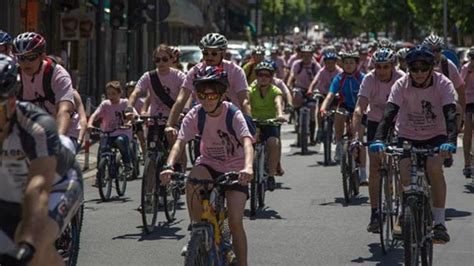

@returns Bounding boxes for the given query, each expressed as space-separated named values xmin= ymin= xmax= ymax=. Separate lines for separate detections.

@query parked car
xmin=178 ymin=45 xmax=202 ymax=72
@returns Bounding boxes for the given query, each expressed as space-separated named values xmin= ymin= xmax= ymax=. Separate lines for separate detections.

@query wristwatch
xmin=162 ymin=164 xmax=174 ymax=171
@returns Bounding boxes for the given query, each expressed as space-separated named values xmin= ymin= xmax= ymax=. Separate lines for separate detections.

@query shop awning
xmin=163 ymin=0 xmax=204 ymax=28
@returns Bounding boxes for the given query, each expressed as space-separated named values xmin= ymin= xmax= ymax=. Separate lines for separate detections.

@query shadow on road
xmin=463 ymin=184 xmax=474 ymax=193
xmin=275 ymin=182 xmax=291 ymax=190
xmin=84 ymin=196 xmax=133 ymax=204
xmin=319 ymin=196 xmax=369 ymax=207
xmin=308 ymin=161 xmax=339 ymax=167
xmin=245 ymin=207 xmax=284 ymax=220
xmin=112 ymin=219 xmax=186 ymax=241
xmin=351 ymin=242 xmax=404 ymax=265
xmin=445 ymin=208 xmax=471 ymax=221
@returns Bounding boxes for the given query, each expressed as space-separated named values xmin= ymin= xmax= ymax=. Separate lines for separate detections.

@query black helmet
xmin=0 ymin=54 xmax=19 ymax=97
xmin=193 ymin=66 xmax=228 ymax=94
xmin=12 ymin=32 xmax=46 ymax=55
xmin=0 ymin=30 xmax=12 ymax=46
xmin=406 ymin=45 xmax=435 ymax=66
xmin=199 ymin=33 xmax=228 ymax=50
xmin=341 ymin=50 xmax=360 ymax=61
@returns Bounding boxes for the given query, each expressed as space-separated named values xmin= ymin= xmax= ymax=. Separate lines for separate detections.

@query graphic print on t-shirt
xmin=112 ymin=110 xmax=126 ymax=129
xmin=408 ymin=100 xmax=437 ymax=131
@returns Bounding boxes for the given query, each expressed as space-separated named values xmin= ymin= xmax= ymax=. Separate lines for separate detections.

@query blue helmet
xmin=0 ymin=54 xmax=19 ymax=97
xmin=323 ymin=52 xmax=338 ymax=61
xmin=0 ymin=30 xmax=12 ymax=46
xmin=372 ymin=48 xmax=396 ymax=63
xmin=405 ymin=45 xmax=435 ymax=66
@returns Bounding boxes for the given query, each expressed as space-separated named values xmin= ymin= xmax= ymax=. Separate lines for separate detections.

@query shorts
xmin=366 ymin=120 xmax=379 ymax=143
xmin=258 ymin=125 xmax=280 ymax=143
xmin=338 ymin=104 xmax=367 ymax=126
xmin=0 ymin=163 xmax=83 ymax=239
xmin=197 ymin=164 xmax=249 ymax=198
xmin=133 ymin=122 xmax=144 ymax=134
xmin=397 ymin=135 xmax=447 ymax=159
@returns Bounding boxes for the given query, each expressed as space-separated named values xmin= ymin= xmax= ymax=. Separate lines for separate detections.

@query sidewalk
xmin=76 ymin=142 xmax=100 ymax=181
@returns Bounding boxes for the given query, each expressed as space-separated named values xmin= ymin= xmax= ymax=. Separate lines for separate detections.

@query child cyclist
xmin=160 ymin=66 xmax=254 ymax=266
xmin=87 ymin=81 xmax=136 ymax=177
xmin=249 ymin=61 xmax=287 ymax=191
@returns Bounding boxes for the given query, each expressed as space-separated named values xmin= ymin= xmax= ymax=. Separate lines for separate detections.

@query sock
xmin=432 ymin=207 xmax=446 ymax=226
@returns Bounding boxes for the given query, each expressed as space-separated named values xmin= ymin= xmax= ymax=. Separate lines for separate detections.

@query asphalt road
xmin=77 ymin=125 xmax=474 ymax=266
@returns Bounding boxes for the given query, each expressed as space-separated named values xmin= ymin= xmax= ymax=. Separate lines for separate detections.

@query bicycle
xmin=339 ymin=109 xmax=360 ymax=204
xmin=187 ymin=137 xmax=200 ymax=165
xmin=130 ymin=121 xmax=144 ymax=179
xmin=386 ymin=143 xmax=437 ymax=266
xmin=139 ymin=115 xmax=183 ymax=234
xmin=172 ymin=172 xmax=238 ymax=266
xmin=91 ymin=127 xmax=129 ymax=201
xmin=250 ymin=119 xmax=283 ymax=217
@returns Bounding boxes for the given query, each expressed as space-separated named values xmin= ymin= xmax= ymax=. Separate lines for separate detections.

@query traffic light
xmin=59 ymin=0 xmax=80 ymax=11
xmin=110 ymin=0 xmax=125 ymax=28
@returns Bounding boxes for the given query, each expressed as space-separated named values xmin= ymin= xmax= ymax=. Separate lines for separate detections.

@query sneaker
xmin=276 ymin=162 xmax=285 ymax=176
xmin=309 ymin=139 xmax=317 ymax=146
xmin=367 ymin=217 xmax=380 ymax=233
xmin=359 ymin=170 xmax=369 ymax=186
xmin=334 ymin=143 xmax=342 ymax=162
xmin=267 ymin=176 xmax=276 ymax=191
xmin=463 ymin=167 xmax=471 ymax=179
xmin=124 ymin=166 xmax=133 ymax=178
xmin=433 ymin=224 xmax=450 ymax=244
xmin=180 ymin=243 xmax=188 ymax=257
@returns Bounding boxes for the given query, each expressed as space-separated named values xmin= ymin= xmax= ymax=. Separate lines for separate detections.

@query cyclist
xmin=307 ymin=51 xmax=342 ymax=143
xmin=243 ymin=46 xmax=265 ymax=84
xmin=12 ymin=32 xmax=75 ymax=136
xmin=352 ymin=48 xmax=405 ymax=233
xmin=0 ymin=54 xmax=83 ymax=266
xmin=320 ymin=51 xmax=366 ymax=184
xmin=461 ymin=47 xmax=474 ymax=178
xmin=396 ymin=47 xmax=409 ymax=72
xmin=358 ymin=45 xmax=371 ymax=73
xmin=249 ymin=61 xmax=287 ymax=191
xmin=169 ymin=46 xmax=183 ymax=71
xmin=270 ymin=46 xmax=287 ymax=80
xmin=0 ymin=30 xmax=13 ymax=56
xmin=160 ymin=66 xmax=254 ymax=266
xmin=125 ymin=80 xmax=147 ymax=156
xmin=369 ymin=45 xmax=457 ymax=243
xmin=165 ymin=33 xmax=252 ymax=142
xmin=88 ymin=81 xmax=135 ymax=177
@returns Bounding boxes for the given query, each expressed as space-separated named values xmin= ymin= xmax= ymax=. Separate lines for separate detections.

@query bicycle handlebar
xmin=171 ymin=172 xmax=240 ymax=186
xmin=253 ymin=119 xmax=284 ymax=126
xmin=90 ymin=126 xmax=131 ymax=134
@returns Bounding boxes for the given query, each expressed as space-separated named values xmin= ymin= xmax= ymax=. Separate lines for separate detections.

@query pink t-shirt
xmin=92 ymin=98 xmax=136 ymax=139
xmin=358 ymin=69 xmax=405 ymax=122
xmin=134 ymin=97 xmax=146 ymax=114
xmin=434 ymin=59 xmax=465 ymax=89
xmin=287 ymin=53 xmax=299 ymax=69
xmin=136 ymin=68 xmax=186 ymax=119
xmin=20 ymin=60 xmax=75 ymax=115
xmin=67 ymin=112 xmax=81 ymax=139
xmin=388 ymin=72 xmax=456 ymax=140
xmin=182 ymin=60 xmax=249 ymax=109
xmin=358 ymin=57 xmax=371 ymax=74
xmin=461 ymin=63 xmax=474 ymax=104
xmin=272 ymin=56 xmax=286 ymax=79
xmin=178 ymin=102 xmax=253 ymax=173
xmin=311 ymin=66 xmax=343 ymax=94
xmin=291 ymin=59 xmax=321 ymax=89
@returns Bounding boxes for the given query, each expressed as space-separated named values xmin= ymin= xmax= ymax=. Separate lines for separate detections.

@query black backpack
xmin=148 ymin=70 xmax=175 ymax=109
xmin=441 ymin=56 xmax=449 ymax=78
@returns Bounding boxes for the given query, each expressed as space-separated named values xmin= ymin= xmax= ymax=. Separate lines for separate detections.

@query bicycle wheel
xmin=188 ymin=140 xmax=196 ymax=164
xmin=403 ymin=205 xmax=420 ymax=266
xmin=257 ymin=148 xmax=266 ymax=208
xmin=421 ymin=200 xmax=433 ymax=266
xmin=379 ymin=168 xmax=393 ymax=254
xmin=350 ymin=162 xmax=359 ymax=197
xmin=185 ymin=229 xmax=213 ymax=266
xmin=141 ymin=155 xmax=159 ymax=234
xmin=300 ymin=108 xmax=309 ymax=154
xmin=114 ymin=154 xmax=127 ymax=197
xmin=250 ymin=160 xmax=258 ymax=217
xmin=163 ymin=183 xmax=179 ymax=222
xmin=97 ymin=157 xmax=113 ymax=201
xmin=323 ymin=117 xmax=333 ymax=165
xmin=131 ymin=140 xmax=140 ymax=179
xmin=341 ymin=141 xmax=351 ymax=203
xmin=56 ymin=204 xmax=82 ymax=266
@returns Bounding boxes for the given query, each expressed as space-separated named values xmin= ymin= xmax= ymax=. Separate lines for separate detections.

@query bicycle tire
xmin=350 ymin=162 xmax=359 ymax=197
xmin=131 ymin=140 xmax=140 ymax=179
xmin=141 ymin=155 xmax=159 ymax=234
xmin=114 ymin=154 xmax=127 ymax=197
xmin=300 ymin=108 xmax=309 ymax=154
xmin=257 ymin=147 xmax=266 ymax=208
xmin=323 ymin=117 xmax=333 ymax=165
xmin=341 ymin=141 xmax=350 ymax=204
xmin=249 ymin=162 xmax=258 ymax=217
xmin=188 ymin=140 xmax=196 ymax=164
xmin=56 ymin=205 xmax=82 ymax=266
xmin=185 ymin=230 xmax=213 ymax=266
xmin=403 ymin=205 xmax=420 ymax=266
xmin=421 ymin=200 xmax=433 ymax=266
xmin=163 ymin=184 xmax=179 ymax=222
xmin=379 ymin=168 xmax=393 ymax=254
xmin=97 ymin=157 xmax=113 ymax=201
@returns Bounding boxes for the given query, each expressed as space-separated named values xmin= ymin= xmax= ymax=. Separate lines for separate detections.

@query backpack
xmin=296 ymin=61 xmax=317 ymax=77
xmin=148 ymin=70 xmax=175 ymax=109
xmin=197 ymin=103 xmax=256 ymax=145
xmin=337 ymin=71 xmax=362 ymax=106
xmin=441 ymin=56 xmax=449 ymax=78
xmin=18 ymin=56 xmax=57 ymax=113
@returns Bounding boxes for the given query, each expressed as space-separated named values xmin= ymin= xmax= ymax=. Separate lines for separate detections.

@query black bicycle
xmin=91 ymin=127 xmax=129 ymax=201
xmin=339 ymin=110 xmax=360 ymax=204
xmin=140 ymin=115 xmax=183 ymax=234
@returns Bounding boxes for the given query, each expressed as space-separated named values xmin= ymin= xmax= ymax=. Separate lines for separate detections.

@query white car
xmin=178 ymin=45 xmax=202 ymax=72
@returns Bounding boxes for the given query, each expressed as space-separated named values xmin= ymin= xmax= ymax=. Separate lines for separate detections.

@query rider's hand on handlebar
xmin=164 ymin=126 xmax=178 ymax=141
xmin=439 ymin=143 xmax=456 ymax=158
xmin=239 ymin=167 xmax=253 ymax=186
xmin=160 ymin=169 xmax=174 ymax=185
xmin=305 ymin=90 xmax=313 ymax=97
xmin=319 ymin=107 xmax=327 ymax=117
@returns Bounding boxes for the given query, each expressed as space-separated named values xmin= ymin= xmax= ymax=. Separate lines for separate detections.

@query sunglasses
xmin=257 ymin=72 xmax=272 ymax=78
xmin=409 ymin=64 xmax=431 ymax=73
xmin=154 ymin=56 xmax=169 ymax=63
xmin=17 ymin=53 xmax=39 ymax=62
xmin=197 ymin=92 xmax=221 ymax=101
xmin=202 ymin=50 xmax=220 ymax=57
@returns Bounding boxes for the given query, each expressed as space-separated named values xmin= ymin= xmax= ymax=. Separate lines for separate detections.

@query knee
xmin=267 ymin=137 xmax=279 ymax=148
